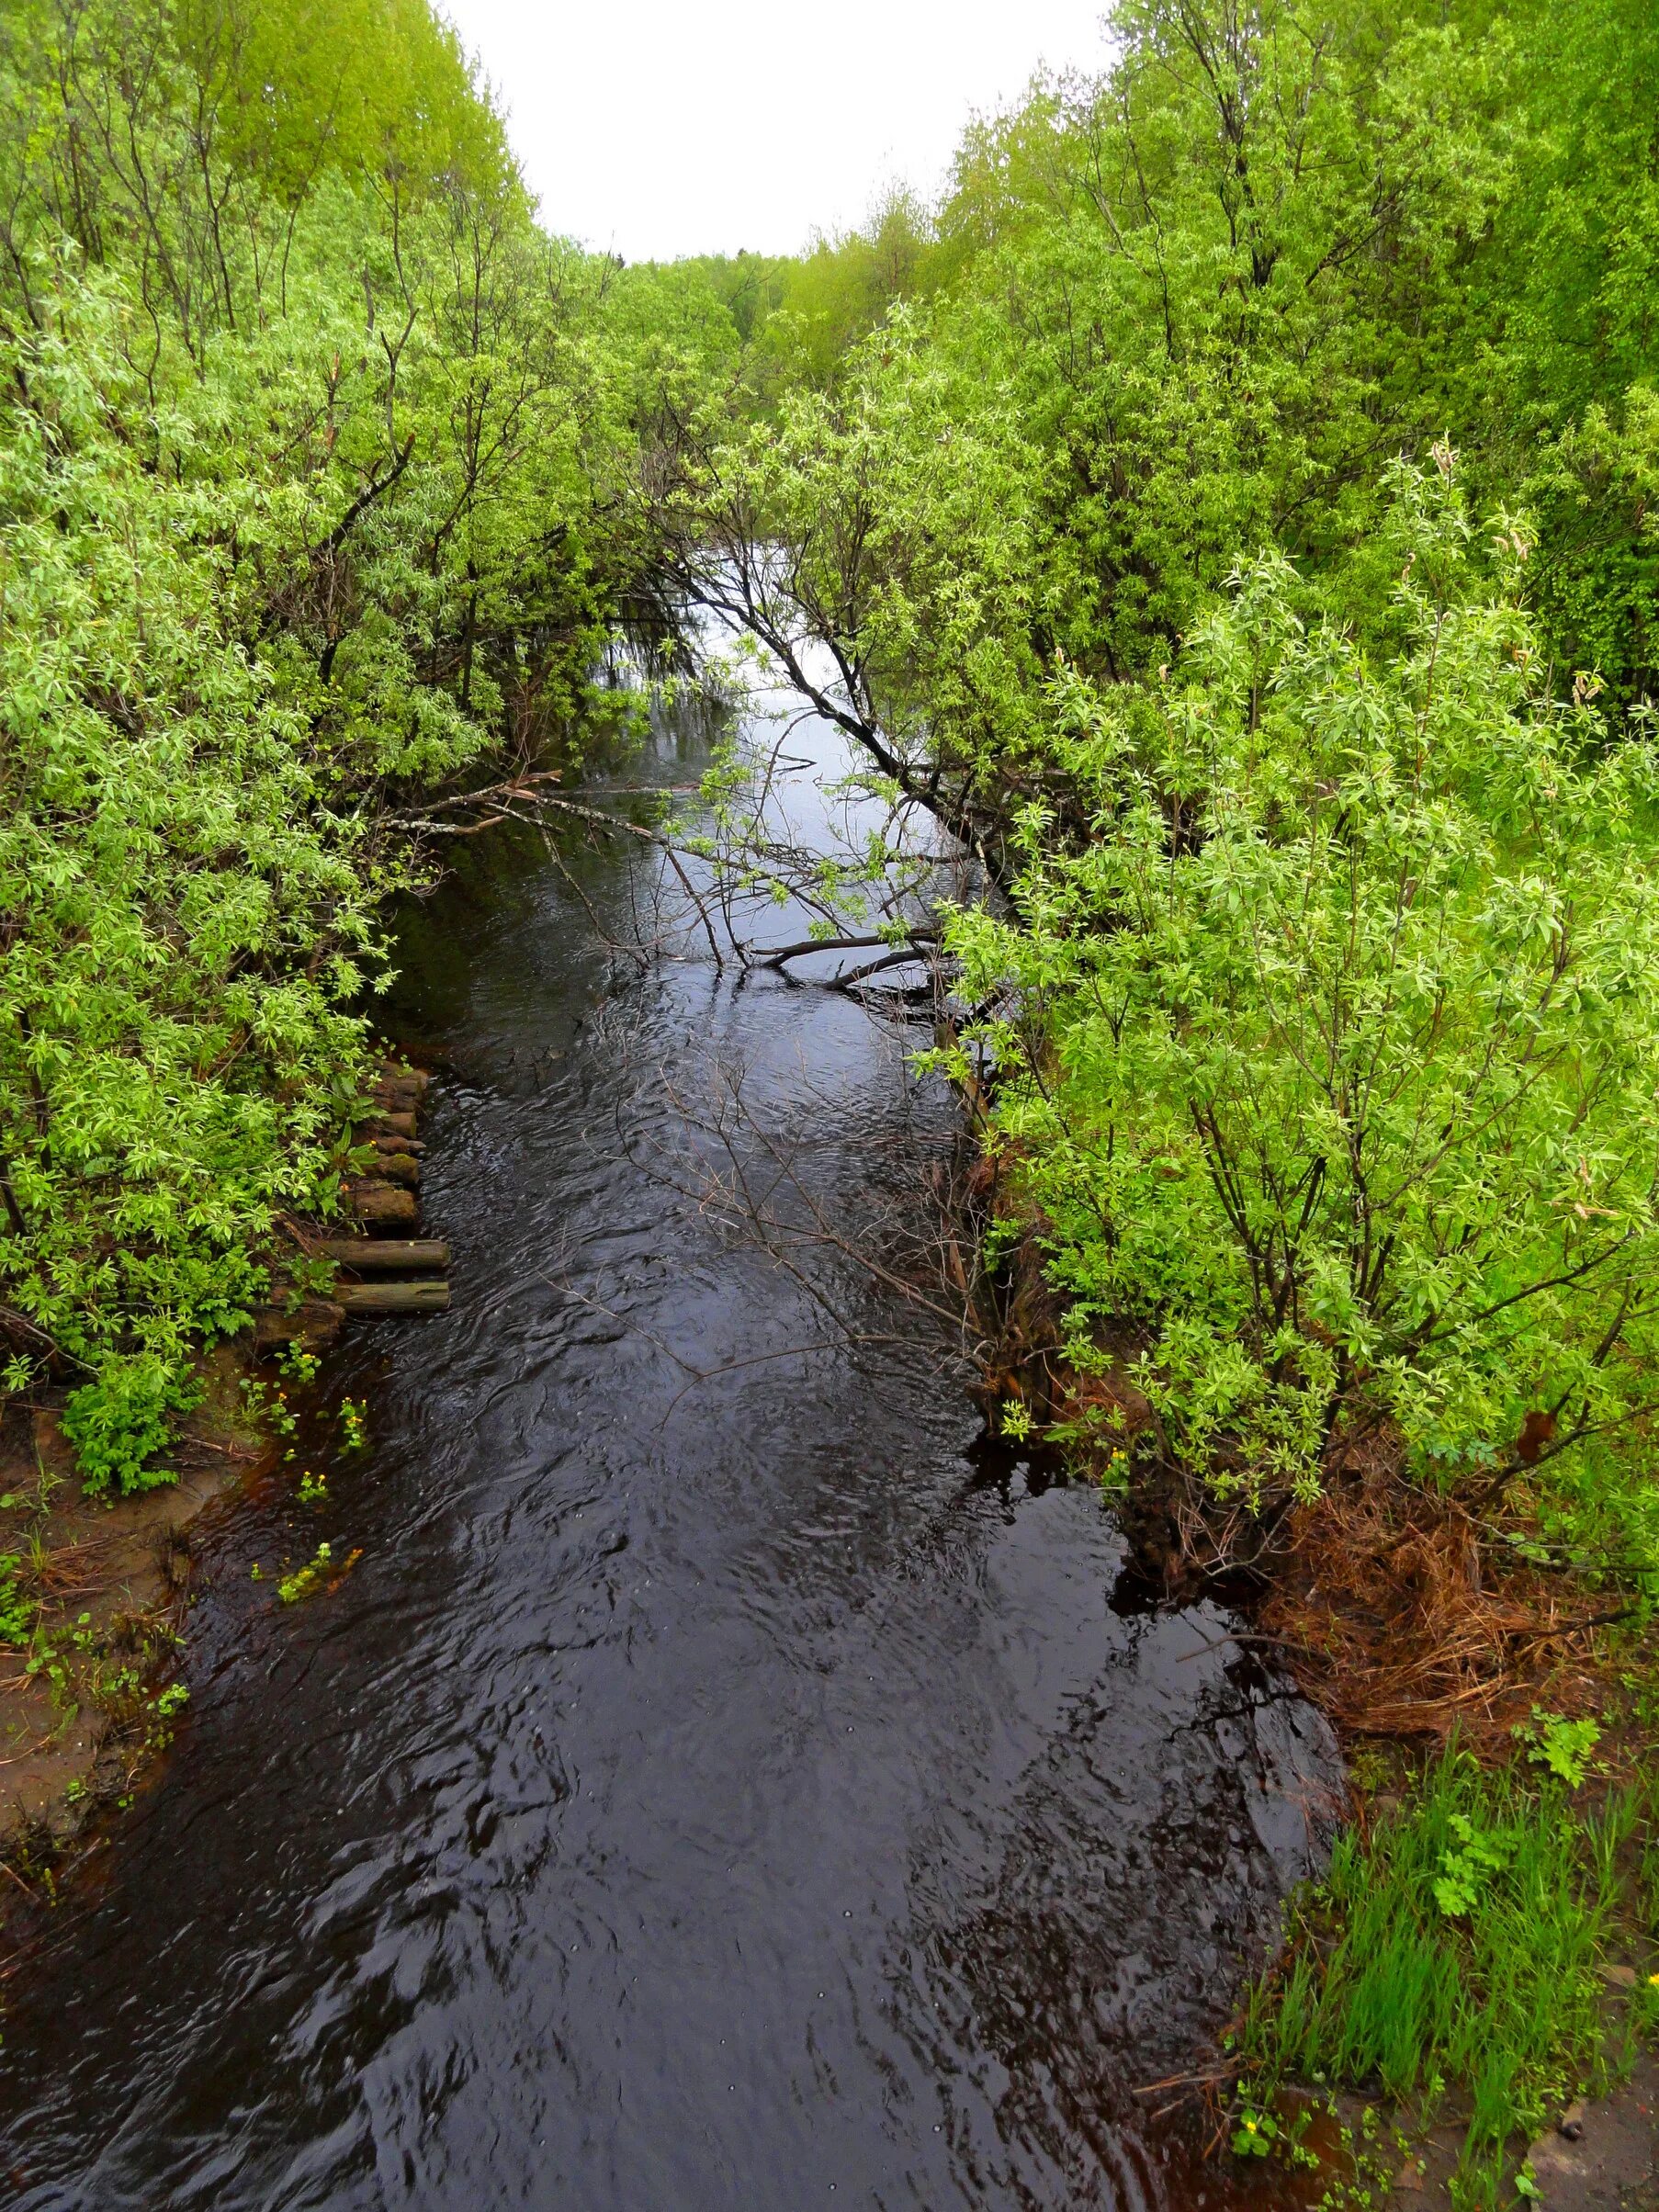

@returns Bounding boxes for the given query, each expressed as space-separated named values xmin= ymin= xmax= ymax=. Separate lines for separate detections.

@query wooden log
xmin=370 ymin=1151 xmax=421 ymax=1189
xmin=254 ymin=1299 xmax=345 ymax=1349
xmin=371 ymin=1132 xmax=425 ymax=1156
xmin=336 ymin=1280 xmax=450 ymax=1315
xmin=364 ymin=1111 xmax=417 ymax=1140
xmin=347 ymin=1180 xmax=419 ymax=1229
xmin=376 ymin=1068 xmax=430 ymax=1103
xmin=318 ymin=1239 xmax=449 ymax=1273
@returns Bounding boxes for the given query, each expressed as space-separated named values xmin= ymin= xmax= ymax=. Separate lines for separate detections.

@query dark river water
xmin=0 ymin=695 xmax=1340 ymax=2210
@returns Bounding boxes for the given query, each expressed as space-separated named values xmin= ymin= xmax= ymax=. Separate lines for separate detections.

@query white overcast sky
xmin=436 ymin=1 xmax=1110 ymax=263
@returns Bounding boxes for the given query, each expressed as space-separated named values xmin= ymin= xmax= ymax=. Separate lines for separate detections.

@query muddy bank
xmin=0 ymin=1063 xmax=443 ymax=1885
xmin=0 ymin=1350 xmax=260 ymax=1863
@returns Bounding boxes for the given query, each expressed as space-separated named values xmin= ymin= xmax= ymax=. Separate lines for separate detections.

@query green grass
xmin=1237 ymin=1743 xmax=1648 ymax=2207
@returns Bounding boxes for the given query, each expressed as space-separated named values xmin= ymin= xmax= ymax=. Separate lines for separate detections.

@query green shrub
xmin=945 ymin=462 xmax=1659 ymax=1530
xmin=0 ymin=0 xmax=686 ymax=1488
xmin=61 ymin=1353 xmax=203 ymax=1497
xmin=0 ymin=269 xmax=381 ymax=1472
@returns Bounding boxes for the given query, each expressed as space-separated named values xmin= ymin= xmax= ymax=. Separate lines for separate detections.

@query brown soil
xmin=1523 ymin=2056 xmax=1659 ymax=2211
xmin=0 ymin=1342 xmax=291 ymax=1880
xmin=1360 ymin=2053 xmax=1659 ymax=2209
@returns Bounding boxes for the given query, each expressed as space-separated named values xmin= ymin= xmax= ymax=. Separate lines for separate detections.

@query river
xmin=0 ymin=681 xmax=1339 ymax=2210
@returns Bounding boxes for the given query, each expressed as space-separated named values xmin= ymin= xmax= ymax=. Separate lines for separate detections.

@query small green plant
xmin=277 ymin=1543 xmax=332 ymax=1604
xmin=23 ymin=1638 xmax=66 ymax=1693
xmin=148 ymin=1679 xmax=190 ymax=1745
xmin=1515 ymin=1710 xmax=1603 ymax=1789
xmin=94 ymin=1664 xmax=141 ymax=1704
xmin=240 ymin=1378 xmax=298 ymax=1440
xmin=297 ymin=1468 xmax=327 ymax=1505
xmin=0 ymin=1555 xmax=35 ymax=1646
xmin=277 ymin=1342 xmax=321 ymax=1386
xmin=1434 ymin=1812 xmax=1515 ymax=1919
xmin=1231 ymin=2105 xmax=1279 ymax=2158
xmin=337 ymin=1399 xmax=367 ymax=1451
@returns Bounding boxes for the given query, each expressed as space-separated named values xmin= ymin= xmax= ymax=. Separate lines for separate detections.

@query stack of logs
xmin=319 ymin=1062 xmax=451 ymax=1316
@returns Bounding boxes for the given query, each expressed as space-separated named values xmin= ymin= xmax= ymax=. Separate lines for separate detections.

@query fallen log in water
xmin=318 ymin=1239 xmax=450 ymax=1273
xmin=335 ymin=1280 xmax=450 ymax=1315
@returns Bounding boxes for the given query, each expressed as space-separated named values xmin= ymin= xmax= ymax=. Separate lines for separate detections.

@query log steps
xmin=318 ymin=1239 xmax=448 ymax=1273
xmin=334 ymin=1064 xmax=451 ymax=1315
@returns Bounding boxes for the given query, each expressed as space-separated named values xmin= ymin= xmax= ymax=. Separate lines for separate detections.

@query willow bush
xmin=941 ymin=463 xmax=1659 ymax=1520
xmin=0 ymin=0 xmax=717 ymax=1489
xmin=0 ymin=270 xmax=382 ymax=1486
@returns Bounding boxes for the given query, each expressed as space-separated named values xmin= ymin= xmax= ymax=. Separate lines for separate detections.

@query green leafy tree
xmin=942 ymin=464 xmax=1659 ymax=1521
xmin=0 ymin=0 xmax=667 ymax=1487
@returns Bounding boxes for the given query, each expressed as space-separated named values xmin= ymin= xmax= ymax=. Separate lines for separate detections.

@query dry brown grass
xmin=28 ymin=1532 xmax=124 ymax=1603
xmin=1259 ymin=1444 xmax=1616 ymax=1747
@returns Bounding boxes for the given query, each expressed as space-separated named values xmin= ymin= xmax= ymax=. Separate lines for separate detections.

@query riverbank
xmin=1233 ymin=1455 xmax=1659 ymax=2206
xmin=964 ymin=1178 xmax=1659 ymax=2205
xmin=1234 ymin=1742 xmax=1659 ymax=2208
xmin=0 ymin=1349 xmax=267 ymax=1874
xmin=1094 ymin=1405 xmax=1659 ymax=2206
xmin=0 ymin=747 xmax=1354 ymax=2209
xmin=0 ymin=1062 xmax=441 ymax=1904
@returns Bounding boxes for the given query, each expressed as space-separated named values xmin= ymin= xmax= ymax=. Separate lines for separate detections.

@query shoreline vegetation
xmin=3 ymin=0 xmax=1659 ymax=2203
xmin=0 ymin=1056 xmax=434 ymax=1889
xmin=0 ymin=0 xmax=715 ymax=1880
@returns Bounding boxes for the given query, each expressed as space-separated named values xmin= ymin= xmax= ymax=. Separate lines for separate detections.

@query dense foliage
xmin=951 ymin=465 xmax=1659 ymax=1507
xmin=647 ymin=0 xmax=1659 ymax=1563
xmin=0 ymin=0 xmax=728 ymax=1487
xmin=7 ymin=0 xmax=1659 ymax=1551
